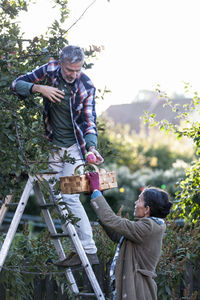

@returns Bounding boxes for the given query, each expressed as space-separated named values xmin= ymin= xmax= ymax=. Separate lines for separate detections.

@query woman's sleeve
xmin=90 ymin=195 xmax=153 ymax=243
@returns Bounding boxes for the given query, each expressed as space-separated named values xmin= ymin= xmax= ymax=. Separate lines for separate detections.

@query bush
xmin=156 ymin=220 xmax=200 ymax=299
xmin=143 ymin=89 xmax=200 ymax=222
xmin=0 ymin=225 xmax=72 ymax=300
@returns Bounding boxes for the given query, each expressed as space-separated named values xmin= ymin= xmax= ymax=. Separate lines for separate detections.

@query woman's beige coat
xmin=91 ymin=195 xmax=166 ymax=300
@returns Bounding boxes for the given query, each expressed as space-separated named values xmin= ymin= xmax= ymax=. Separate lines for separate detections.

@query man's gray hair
xmin=60 ymin=45 xmax=85 ymax=64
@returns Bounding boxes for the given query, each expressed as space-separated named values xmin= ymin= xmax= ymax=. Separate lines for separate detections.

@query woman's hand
xmin=85 ymin=172 xmax=100 ymax=192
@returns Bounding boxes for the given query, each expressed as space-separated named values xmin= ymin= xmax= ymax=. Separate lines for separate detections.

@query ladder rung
xmin=38 ymin=171 xmax=59 ymax=174
xmin=39 ymin=203 xmax=56 ymax=209
xmin=5 ymin=203 xmax=18 ymax=207
xmin=50 ymin=233 xmax=69 ymax=239
xmin=78 ymin=292 xmax=96 ymax=297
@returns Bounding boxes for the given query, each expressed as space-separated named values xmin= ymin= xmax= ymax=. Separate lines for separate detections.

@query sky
xmin=18 ymin=0 xmax=200 ymax=115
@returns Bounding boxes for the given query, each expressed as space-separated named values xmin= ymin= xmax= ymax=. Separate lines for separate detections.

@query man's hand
xmin=88 ymin=146 xmax=104 ymax=165
xmin=32 ymin=85 xmax=65 ymax=103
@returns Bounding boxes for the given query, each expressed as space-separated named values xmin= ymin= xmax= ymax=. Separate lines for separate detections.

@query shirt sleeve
xmin=85 ymin=133 xmax=97 ymax=150
xmin=11 ymin=62 xmax=50 ymax=95
xmin=80 ymin=78 xmax=97 ymax=137
xmin=15 ymin=81 xmax=34 ymax=97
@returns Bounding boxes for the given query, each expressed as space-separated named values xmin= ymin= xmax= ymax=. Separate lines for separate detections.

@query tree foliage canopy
xmin=143 ymin=87 xmax=200 ymax=221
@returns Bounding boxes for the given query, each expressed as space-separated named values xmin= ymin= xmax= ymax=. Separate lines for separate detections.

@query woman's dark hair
xmin=143 ymin=187 xmax=172 ymax=218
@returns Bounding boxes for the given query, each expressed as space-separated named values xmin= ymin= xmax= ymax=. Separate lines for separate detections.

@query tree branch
xmin=66 ymin=0 xmax=97 ymax=32
xmin=14 ymin=118 xmax=29 ymax=167
xmin=0 ymin=96 xmax=11 ymax=105
xmin=0 ymin=96 xmax=17 ymax=111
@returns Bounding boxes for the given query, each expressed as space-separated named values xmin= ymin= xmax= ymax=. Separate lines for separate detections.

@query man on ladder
xmin=12 ymin=45 xmax=104 ymax=268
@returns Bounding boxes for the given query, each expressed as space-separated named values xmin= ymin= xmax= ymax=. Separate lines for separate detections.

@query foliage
xmin=0 ymin=224 xmax=72 ymax=299
xmin=96 ymin=118 xmax=119 ymax=163
xmin=173 ymin=161 xmax=200 ymax=221
xmin=92 ymin=222 xmax=117 ymax=266
xmin=156 ymin=219 xmax=200 ymax=300
xmin=143 ymin=87 xmax=200 ymax=221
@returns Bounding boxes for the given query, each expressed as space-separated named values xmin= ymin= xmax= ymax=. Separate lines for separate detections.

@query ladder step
xmin=37 ymin=171 xmax=59 ymax=175
xmin=39 ymin=203 xmax=56 ymax=209
xmin=50 ymin=233 xmax=70 ymax=239
xmin=5 ymin=203 xmax=18 ymax=207
xmin=78 ymin=292 xmax=96 ymax=297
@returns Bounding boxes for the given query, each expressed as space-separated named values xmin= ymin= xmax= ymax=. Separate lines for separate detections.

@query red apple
xmin=85 ymin=151 xmax=96 ymax=163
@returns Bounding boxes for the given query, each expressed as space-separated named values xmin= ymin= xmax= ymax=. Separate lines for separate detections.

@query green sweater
xmin=49 ymin=78 xmax=76 ymax=148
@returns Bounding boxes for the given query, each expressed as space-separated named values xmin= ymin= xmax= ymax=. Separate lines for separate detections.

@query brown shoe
xmin=55 ymin=252 xmax=99 ymax=268
xmin=54 ymin=252 xmax=76 ymax=267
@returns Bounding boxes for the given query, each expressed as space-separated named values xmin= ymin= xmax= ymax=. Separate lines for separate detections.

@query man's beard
xmin=61 ymin=68 xmax=75 ymax=84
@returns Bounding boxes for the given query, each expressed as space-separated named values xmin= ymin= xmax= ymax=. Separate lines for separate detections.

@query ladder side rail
xmin=0 ymin=179 xmax=33 ymax=271
xmin=58 ymin=203 xmax=105 ymax=300
xmin=0 ymin=195 xmax=13 ymax=226
xmin=33 ymin=181 xmax=79 ymax=295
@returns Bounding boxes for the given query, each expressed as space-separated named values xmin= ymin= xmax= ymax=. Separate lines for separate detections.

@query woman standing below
xmin=86 ymin=172 xmax=173 ymax=300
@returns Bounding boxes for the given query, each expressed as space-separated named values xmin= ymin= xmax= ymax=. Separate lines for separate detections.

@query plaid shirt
xmin=12 ymin=59 xmax=97 ymax=159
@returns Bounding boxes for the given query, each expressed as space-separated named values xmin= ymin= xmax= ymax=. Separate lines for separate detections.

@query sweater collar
xmin=134 ymin=216 xmax=165 ymax=225
xmin=149 ymin=217 xmax=165 ymax=225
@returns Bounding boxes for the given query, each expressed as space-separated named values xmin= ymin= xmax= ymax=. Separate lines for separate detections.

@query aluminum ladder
xmin=0 ymin=175 xmax=105 ymax=299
